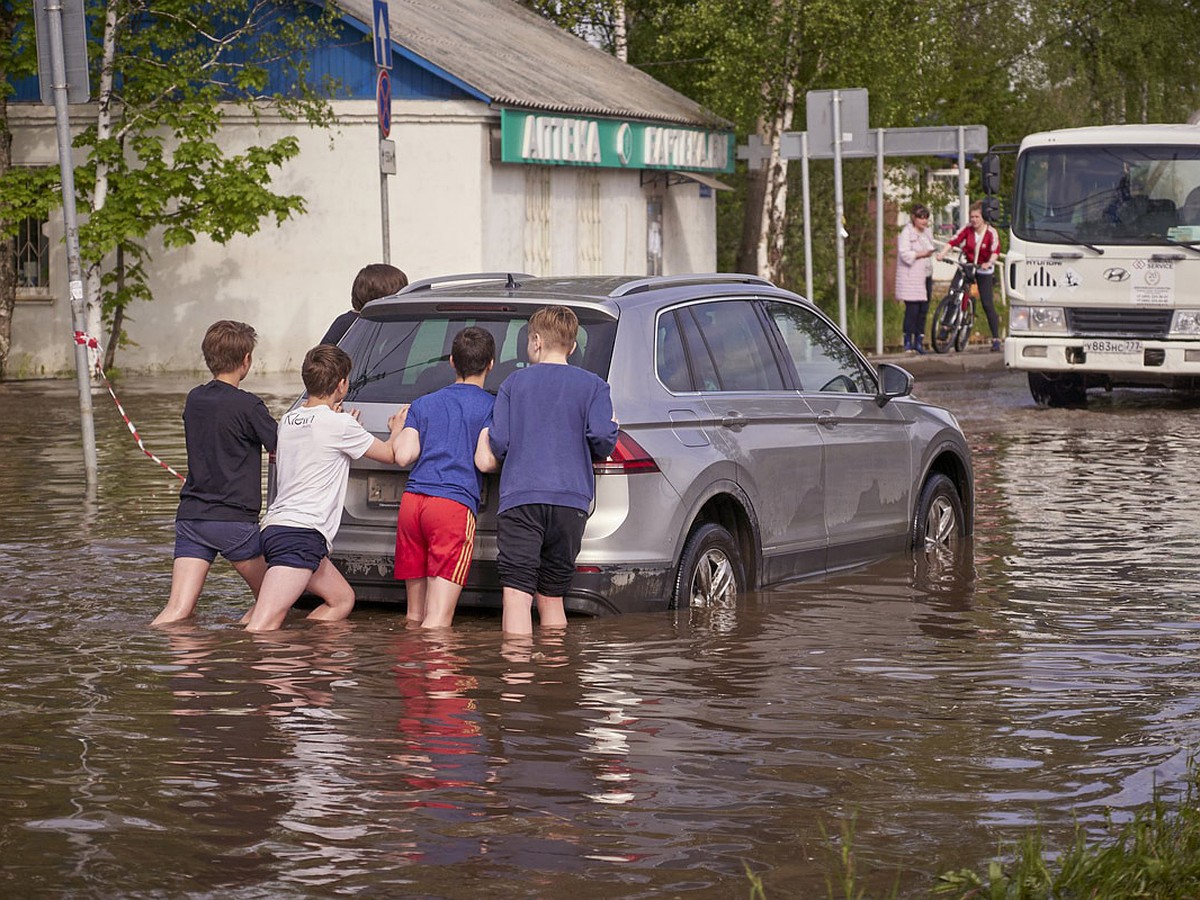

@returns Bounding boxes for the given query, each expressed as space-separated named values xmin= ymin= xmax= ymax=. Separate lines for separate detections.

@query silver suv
xmin=320 ymin=273 xmax=973 ymax=614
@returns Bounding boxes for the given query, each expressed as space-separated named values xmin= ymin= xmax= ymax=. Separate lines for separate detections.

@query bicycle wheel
xmin=930 ymin=294 xmax=960 ymax=354
xmin=953 ymin=304 xmax=973 ymax=351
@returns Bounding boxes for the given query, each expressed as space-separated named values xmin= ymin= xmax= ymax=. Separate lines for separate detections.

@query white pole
xmin=875 ymin=127 xmax=885 ymax=355
xmin=44 ymin=0 xmax=97 ymax=490
xmin=802 ymin=132 xmax=813 ymax=303
xmin=832 ymin=91 xmax=847 ymax=332
xmin=957 ymin=126 xmax=968 ymax=229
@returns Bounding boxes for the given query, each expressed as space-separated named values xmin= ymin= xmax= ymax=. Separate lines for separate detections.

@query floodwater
xmin=4 ymin=367 xmax=1200 ymax=898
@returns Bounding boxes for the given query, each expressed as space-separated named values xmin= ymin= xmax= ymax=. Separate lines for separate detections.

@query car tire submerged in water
xmin=1028 ymin=371 xmax=1088 ymax=408
xmin=912 ymin=473 xmax=965 ymax=551
xmin=672 ymin=523 xmax=744 ymax=609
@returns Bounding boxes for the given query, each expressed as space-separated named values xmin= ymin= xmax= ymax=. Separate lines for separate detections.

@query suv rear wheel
xmin=672 ymin=523 xmax=744 ymax=609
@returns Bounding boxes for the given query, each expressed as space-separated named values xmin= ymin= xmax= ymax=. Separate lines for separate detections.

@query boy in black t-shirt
xmin=152 ymin=321 xmax=278 ymax=625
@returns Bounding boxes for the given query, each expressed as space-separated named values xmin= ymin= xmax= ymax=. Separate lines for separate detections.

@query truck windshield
xmin=1014 ymin=145 xmax=1200 ymax=246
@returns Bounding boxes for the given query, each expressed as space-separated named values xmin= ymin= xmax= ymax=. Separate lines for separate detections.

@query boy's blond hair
xmin=528 ymin=306 xmax=577 ymax=353
xmin=201 ymin=320 xmax=257 ymax=376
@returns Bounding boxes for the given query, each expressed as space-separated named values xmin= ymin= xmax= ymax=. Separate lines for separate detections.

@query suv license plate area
xmin=367 ymin=473 xmax=404 ymax=509
xmin=1084 ymin=339 xmax=1143 ymax=354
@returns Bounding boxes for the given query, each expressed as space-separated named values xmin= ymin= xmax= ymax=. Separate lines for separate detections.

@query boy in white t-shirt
xmin=245 ymin=344 xmax=403 ymax=631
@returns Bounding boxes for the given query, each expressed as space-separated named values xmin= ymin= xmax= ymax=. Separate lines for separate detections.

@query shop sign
xmin=500 ymin=109 xmax=734 ymax=173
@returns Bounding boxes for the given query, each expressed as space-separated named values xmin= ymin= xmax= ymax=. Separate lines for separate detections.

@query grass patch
xmin=935 ymin=767 xmax=1200 ymax=899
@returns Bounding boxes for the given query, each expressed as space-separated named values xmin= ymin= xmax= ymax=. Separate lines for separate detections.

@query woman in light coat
xmin=895 ymin=203 xmax=936 ymax=353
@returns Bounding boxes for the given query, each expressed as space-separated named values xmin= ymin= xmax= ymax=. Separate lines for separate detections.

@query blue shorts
xmin=262 ymin=525 xmax=328 ymax=572
xmin=174 ymin=520 xmax=263 ymax=564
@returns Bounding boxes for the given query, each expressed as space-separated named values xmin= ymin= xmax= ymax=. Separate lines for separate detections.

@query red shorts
xmin=394 ymin=493 xmax=476 ymax=585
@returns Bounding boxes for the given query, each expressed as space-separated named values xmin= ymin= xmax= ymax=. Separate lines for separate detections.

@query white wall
xmin=8 ymin=99 xmax=719 ymax=378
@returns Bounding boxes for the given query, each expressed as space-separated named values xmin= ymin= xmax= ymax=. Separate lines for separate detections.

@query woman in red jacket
xmin=937 ymin=201 xmax=1003 ymax=351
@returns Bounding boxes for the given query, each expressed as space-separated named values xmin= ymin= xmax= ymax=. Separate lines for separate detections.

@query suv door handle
xmin=719 ymin=411 xmax=746 ymax=430
xmin=817 ymin=412 xmax=837 ymax=428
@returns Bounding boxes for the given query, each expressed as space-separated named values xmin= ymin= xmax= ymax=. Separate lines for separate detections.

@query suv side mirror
xmin=875 ymin=363 xmax=914 ymax=407
xmin=982 ymin=154 xmax=1001 ymax=195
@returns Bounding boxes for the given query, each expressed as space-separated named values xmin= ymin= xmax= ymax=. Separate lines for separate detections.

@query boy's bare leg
xmin=535 ymin=594 xmax=567 ymax=629
xmin=232 ymin=555 xmax=269 ymax=624
xmin=304 ymin=557 xmax=356 ymax=623
xmin=501 ymin=586 xmax=535 ymax=635
xmin=405 ymin=577 xmax=427 ymax=625
xmin=245 ymin=566 xmax=312 ymax=632
xmin=153 ymin=558 xmax=211 ymax=625
xmin=421 ymin=577 xmax=464 ymax=629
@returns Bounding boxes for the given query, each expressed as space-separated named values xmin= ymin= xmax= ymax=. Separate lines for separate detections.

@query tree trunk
xmin=104 ymin=245 xmax=124 ymax=371
xmin=761 ymin=81 xmax=794 ymax=284
xmin=735 ymin=120 xmax=768 ymax=275
xmin=85 ymin=0 xmax=121 ymax=374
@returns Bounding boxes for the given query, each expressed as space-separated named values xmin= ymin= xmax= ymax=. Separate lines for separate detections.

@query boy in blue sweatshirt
xmin=476 ymin=307 xmax=618 ymax=635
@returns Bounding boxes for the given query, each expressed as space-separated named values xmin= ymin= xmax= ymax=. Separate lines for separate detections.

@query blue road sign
xmin=377 ymin=69 xmax=392 ymax=137
xmin=372 ymin=0 xmax=392 ymax=70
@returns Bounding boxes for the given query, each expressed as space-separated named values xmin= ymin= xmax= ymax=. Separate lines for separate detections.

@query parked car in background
xmin=283 ymin=272 xmax=974 ymax=615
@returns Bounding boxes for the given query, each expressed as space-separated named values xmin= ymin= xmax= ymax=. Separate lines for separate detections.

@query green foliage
xmin=0 ymin=0 xmax=340 ymax=349
xmin=935 ymin=767 xmax=1200 ymax=899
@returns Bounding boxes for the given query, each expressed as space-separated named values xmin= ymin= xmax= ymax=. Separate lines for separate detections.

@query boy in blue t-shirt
xmin=475 ymin=307 xmax=618 ymax=636
xmin=392 ymin=327 xmax=496 ymax=628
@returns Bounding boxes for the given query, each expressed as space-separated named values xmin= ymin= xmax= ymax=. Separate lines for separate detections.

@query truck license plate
xmin=1085 ymin=339 xmax=1143 ymax=354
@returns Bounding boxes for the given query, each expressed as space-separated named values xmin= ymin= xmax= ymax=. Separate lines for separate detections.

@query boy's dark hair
xmin=451 ymin=326 xmax=496 ymax=378
xmin=201 ymin=320 xmax=257 ymax=376
xmin=351 ymin=263 xmax=409 ymax=310
xmin=528 ymin=306 xmax=578 ymax=353
xmin=302 ymin=344 xmax=353 ymax=397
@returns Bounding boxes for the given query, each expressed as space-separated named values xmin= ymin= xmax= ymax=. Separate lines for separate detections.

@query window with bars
xmin=524 ymin=166 xmax=552 ymax=276
xmin=16 ymin=216 xmax=50 ymax=299
xmin=577 ymin=170 xmax=602 ymax=275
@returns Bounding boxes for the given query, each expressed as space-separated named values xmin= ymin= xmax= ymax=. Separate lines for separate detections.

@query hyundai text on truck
xmin=1002 ymin=124 xmax=1200 ymax=406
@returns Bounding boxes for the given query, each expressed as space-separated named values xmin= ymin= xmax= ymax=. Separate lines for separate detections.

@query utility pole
xmin=34 ymin=0 xmax=96 ymax=491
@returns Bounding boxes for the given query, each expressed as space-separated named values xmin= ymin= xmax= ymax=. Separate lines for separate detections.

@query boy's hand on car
xmin=388 ymin=405 xmax=410 ymax=433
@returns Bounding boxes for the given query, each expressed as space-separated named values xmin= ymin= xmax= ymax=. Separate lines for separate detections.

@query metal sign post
xmin=372 ymin=0 xmax=393 ymax=263
xmin=807 ymin=89 xmax=869 ymax=333
xmin=34 ymin=0 xmax=96 ymax=491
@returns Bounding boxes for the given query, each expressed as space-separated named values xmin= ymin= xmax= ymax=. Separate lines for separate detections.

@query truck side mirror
xmin=982 ymin=154 xmax=1001 ymax=195
xmin=982 ymin=196 xmax=1001 ymax=222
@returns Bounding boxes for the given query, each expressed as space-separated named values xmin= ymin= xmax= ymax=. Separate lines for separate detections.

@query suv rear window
xmin=340 ymin=312 xmax=617 ymax=403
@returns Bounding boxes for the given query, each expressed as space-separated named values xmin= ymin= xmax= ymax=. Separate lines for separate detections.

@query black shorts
xmin=261 ymin=525 xmax=327 ymax=572
xmin=496 ymin=504 xmax=588 ymax=598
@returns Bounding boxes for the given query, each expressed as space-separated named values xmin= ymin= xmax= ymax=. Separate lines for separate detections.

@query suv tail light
xmin=593 ymin=431 xmax=660 ymax=475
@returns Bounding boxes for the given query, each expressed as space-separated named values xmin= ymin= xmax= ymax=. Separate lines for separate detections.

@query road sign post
xmin=372 ymin=1 xmax=393 ymax=263
xmin=34 ymin=0 xmax=96 ymax=491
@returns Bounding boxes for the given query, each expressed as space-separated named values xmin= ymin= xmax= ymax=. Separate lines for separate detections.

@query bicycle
xmin=930 ymin=255 xmax=978 ymax=354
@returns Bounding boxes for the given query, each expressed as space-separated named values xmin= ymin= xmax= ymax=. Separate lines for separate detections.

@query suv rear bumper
xmin=331 ymin=553 xmax=674 ymax=616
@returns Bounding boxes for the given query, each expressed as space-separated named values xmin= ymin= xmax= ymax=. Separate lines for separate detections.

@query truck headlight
xmin=1010 ymin=306 xmax=1065 ymax=333
xmin=1171 ymin=310 xmax=1200 ymax=335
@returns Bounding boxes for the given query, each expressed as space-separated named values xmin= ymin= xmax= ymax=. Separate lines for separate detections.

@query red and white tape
xmin=75 ymin=331 xmax=186 ymax=483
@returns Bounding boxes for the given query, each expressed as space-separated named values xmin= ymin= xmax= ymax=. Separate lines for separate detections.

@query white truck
xmin=999 ymin=124 xmax=1200 ymax=406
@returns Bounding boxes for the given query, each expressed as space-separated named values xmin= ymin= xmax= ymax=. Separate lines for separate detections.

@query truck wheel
xmin=671 ymin=523 xmax=744 ymax=610
xmin=911 ymin=473 xmax=965 ymax=551
xmin=1028 ymin=372 xmax=1087 ymax=408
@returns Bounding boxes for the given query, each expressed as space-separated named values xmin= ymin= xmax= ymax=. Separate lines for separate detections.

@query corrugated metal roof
xmin=337 ymin=0 xmax=730 ymax=128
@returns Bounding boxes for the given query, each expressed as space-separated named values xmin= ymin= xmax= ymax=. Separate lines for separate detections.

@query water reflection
xmin=5 ymin=373 xmax=1200 ymax=897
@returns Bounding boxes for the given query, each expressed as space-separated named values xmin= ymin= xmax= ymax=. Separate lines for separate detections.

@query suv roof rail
xmin=399 ymin=272 xmax=535 ymax=294
xmin=608 ymin=273 xmax=775 ymax=298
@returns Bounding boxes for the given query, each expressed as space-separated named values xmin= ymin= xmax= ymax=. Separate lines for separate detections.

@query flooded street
xmin=4 ymin=367 xmax=1200 ymax=897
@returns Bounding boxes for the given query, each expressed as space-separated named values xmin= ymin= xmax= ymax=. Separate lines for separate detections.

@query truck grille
xmin=1066 ymin=308 xmax=1173 ymax=338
